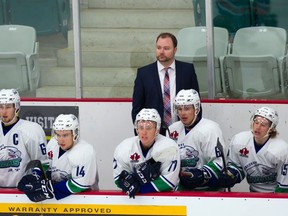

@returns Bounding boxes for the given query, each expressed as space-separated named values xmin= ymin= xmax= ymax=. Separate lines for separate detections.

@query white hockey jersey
xmin=229 ymin=131 xmax=288 ymax=192
xmin=168 ymin=118 xmax=227 ymax=190
xmin=0 ymin=119 xmax=47 ymax=187
xmin=47 ymin=137 xmax=99 ymax=192
xmin=113 ymin=134 xmax=180 ymax=192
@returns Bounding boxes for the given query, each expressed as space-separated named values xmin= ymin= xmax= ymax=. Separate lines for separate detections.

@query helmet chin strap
xmin=73 ymin=135 xmax=78 ymax=142
xmin=252 ymin=127 xmax=272 ymax=144
xmin=3 ymin=109 xmax=19 ymax=126
xmin=154 ymin=130 xmax=158 ymax=137
xmin=184 ymin=109 xmax=200 ymax=129
xmin=250 ymin=119 xmax=273 ymax=144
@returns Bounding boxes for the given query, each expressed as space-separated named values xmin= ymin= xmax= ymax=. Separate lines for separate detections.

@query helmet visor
xmin=136 ymin=120 xmax=157 ymax=130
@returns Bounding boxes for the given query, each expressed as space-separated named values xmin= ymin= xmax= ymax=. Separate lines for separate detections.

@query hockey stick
xmin=161 ymin=121 xmax=172 ymax=138
xmin=25 ymin=160 xmax=48 ymax=180
xmin=216 ymin=137 xmax=231 ymax=192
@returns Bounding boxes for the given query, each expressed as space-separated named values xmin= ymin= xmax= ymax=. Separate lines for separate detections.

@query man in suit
xmin=132 ymin=32 xmax=200 ymax=136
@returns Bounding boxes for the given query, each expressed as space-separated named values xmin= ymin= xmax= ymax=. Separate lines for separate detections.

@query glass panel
xmin=253 ymin=0 xmax=288 ymax=30
xmin=194 ymin=0 xmax=288 ymax=100
xmin=193 ymin=0 xmax=252 ymax=38
xmin=0 ymin=1 xmax=5 ymax=25
xmin=78 ymin=0 xmax=195 ymax=98
xmin=1 ymin=0 xmax=287 ymax=99
xmin=0 ymin=0 xmax=74 ymax=97
xmin=0 ymin=0 xmax=71 ymax=98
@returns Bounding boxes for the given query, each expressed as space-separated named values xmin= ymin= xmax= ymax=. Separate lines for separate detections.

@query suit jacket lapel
xmin=151 ymin=62 xmax=163 ymax=100
xmin=175 ymin=60 xmax=182 ymax=92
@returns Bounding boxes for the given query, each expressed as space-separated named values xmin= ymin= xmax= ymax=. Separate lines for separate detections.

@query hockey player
xmin=18 ymin=114 xmax=99 ymax=201
xmin=113 ymin=108 xmax=180 ymax=198
xmin=218 ymin=107 xmax=288 ymax=192
xmin=168 ymin=89 xmax=228 ymax=191
xmin=0 ymin=89 xmax=47 ymax=188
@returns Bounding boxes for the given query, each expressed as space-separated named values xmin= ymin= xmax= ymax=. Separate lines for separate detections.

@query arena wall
xmin=1 ymin=189 xmax=288 ymax=215
xmin=20 ymin=99 xmax=288 ymax=191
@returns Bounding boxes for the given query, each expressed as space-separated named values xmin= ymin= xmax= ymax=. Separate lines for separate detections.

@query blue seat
xmin=0 ymin=0 xmax=4 ymax=25
xmin=252 ymin=0 xmax=288 ymax=32
xmin=5 ymin=0 xmax=70 ymax=36
xmin=192 ymin=0 xmax=253 ymax=36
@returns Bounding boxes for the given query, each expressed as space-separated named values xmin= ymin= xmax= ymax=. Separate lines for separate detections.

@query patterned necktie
xmin=163 ymin=68 xmax=172 ymax=126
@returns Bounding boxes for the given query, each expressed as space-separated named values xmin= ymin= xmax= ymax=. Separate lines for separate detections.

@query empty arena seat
xmin=175 ymin=26 xmax=229 ymax=98
xmin=0 ymin=25 xmax=40 ymax=92
xmin=222 ymin=26 xmax=288 ymax=99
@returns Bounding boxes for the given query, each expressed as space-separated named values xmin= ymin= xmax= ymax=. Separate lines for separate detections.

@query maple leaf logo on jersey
xmin=239 ymin=147 xmax=249 ymax=157
xmin=170 ymin=130 xmax=179 ymax=140
xmin=130 ymin=152 xmax=140 ymax=163
xmin=48 ymin=150 xmax=53 ymax=159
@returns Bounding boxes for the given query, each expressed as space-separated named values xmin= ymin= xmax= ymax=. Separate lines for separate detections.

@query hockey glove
xmin=218 ymin=167 xmax=240 ymax=188
xmin=118 ymin=170 xmax=140 ymax=199
xmin=180 ymin=168 xmax=209 ymax=189
xmin=133 ymin=158 xmax=161 ymax=185
xmin=17 ymin=168 xmax=54 ymax=202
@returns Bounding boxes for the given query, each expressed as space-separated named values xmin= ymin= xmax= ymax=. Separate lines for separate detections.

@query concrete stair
xmin=36 ymin=0 xmax=195 ymax=98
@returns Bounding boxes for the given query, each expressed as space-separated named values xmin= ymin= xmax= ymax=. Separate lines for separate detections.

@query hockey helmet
xmin=135 ymin=108 xmax=161 ymax=130
xmin=0 ymin=89 xmax=20 ymax=111
xmin=174 ymin=89 xmax=200 ymax=110
xmin=53 ymin=114 xmax=79 ymax=141
xmin=252 ymin=107 xmax=278 ymax=129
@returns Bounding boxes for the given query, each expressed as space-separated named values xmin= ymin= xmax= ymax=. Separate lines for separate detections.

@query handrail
xmin=1 ymin=188 xmax=288 ymax=199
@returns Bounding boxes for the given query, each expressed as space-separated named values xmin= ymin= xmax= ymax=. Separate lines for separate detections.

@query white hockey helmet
xmin=0 ymin=89 xmax=20 ymax=111
xmin=135 ymin=108 xmax=161 ymax=130
xmin=174 ymin=89 xmax=201 ymax=111
xmin=53 ymin=114 xmax=79 ymax=141
xmin=252 ymin=107 xmax=278 ymax=129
